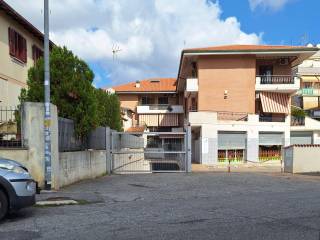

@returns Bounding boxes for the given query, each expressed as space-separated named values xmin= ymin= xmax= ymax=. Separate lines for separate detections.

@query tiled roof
xmin=126 ymin=126 xmax=145 ymax=133
xmin=183 ymin=44 xmax=318 ymax=53
xmin=111 ymin=78 xmax=177 ymax=93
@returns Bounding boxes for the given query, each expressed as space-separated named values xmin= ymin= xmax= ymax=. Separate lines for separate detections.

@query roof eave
xmin=182 ymin=48 xmax=319 ymax=56
xmin=115 ymin=91 xmax=177 ymax=94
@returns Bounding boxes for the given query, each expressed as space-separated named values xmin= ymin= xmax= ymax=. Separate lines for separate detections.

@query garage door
xmin=218 ymin=132 xmax=246 ymax=150
xmin=290 ymin=131 xmax=313 ymax=145
xmin=259 ymin=132 xmax=284 ymax=146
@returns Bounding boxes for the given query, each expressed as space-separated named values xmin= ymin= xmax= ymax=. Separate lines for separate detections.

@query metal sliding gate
xmin=111 ymin=132 xmax=187 ymax=173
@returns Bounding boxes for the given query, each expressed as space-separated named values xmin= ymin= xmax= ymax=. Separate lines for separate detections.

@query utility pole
xmin=44 ymin=0 xmax=51 ymax=190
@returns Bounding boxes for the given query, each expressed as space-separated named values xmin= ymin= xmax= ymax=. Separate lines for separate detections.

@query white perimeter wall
xmin=284 ymin=146 xmax=320 ymax=173
xmin=58 ymin=150 xmax=107 ymax=188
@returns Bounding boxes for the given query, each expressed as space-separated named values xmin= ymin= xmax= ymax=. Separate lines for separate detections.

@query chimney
xmin=135 ymin=81 xmax=140 ymax=88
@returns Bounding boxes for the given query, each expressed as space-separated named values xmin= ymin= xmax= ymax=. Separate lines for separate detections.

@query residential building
xmin=294 ymin=47 xmax=320 ymax=119
xmin=176 ymin=44 xmax=319 ymax=164
xmin=108 ymin=78 xmax=184 ymax=132
xmin=0 ymin=0 xmax=50 ymax=107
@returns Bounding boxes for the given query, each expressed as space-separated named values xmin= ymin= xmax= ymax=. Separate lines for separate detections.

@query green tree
xmin=20 ymin=46 xmax=106 ymax=137
xmin=95 ymin=89 xmax=122 ymax=131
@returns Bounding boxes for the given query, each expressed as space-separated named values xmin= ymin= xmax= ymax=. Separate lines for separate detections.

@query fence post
xmin=105 ymin=127 xmax=112 ymax=174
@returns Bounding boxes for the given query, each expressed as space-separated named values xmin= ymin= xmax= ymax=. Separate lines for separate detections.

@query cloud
xmin=6 ymin=0 xmax=262 ymax=86
xmin=249 ymin=0 xmax=292 ymax=11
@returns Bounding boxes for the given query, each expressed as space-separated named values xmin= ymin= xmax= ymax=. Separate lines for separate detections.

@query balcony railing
xmin=147 ymin=104 xmax=171 ymax=110
xmin=298 ymin=88 xmax=320 ymax=96
xmin=137 ymin=105 xmax=184 ymax=114
xmin=217 ymin=112 xmax=248 ymax=121
xmin=259 ymin=115 xmax=286 ymax=123
xmin=291 ymin=116 xmax=305 ymax=126
xmin=258 ymin=75 xmax=294 ymax=84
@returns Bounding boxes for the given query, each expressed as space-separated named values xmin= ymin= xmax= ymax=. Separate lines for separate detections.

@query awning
xmin=259 ymin=92 xmax=290 ymax=114
xmin=301 ymin=76 xmax=320 ymax=82
xmin=139 ymin=114 xmax=179 ymax=127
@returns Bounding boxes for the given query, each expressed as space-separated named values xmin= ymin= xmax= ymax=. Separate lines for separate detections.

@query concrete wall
xmin=197 ymin=55 xmax=256 ymax=113
xmin=118 ymin=94 xmax=139 ymax=111
xmin=0 ymin=102 xmax=110 ymax=190
xmin=59 ymin=150 xmax=107 ymax=188
xmin=21 ymin=102 xmax=59 ymax=189
xmin=284 ymin=146 xmax=320 ymax=173
xmin=0 ymin=12 xmax=43 ymax=107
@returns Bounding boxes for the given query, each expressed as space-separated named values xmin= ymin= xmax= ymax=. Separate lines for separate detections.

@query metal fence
xmin=111 ymin=132 xmax=187 ymax=173
xmin=58 ymin=117 xmax=107 ymax=152
xmin=0 ymin=106 xmax=23 ymax=148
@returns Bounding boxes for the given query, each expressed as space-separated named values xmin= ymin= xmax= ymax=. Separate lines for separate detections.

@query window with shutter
xmin=32 ymin=45 xmax=44 ymax=63
xmin=7 ymin=27 xmax=27 ymax=63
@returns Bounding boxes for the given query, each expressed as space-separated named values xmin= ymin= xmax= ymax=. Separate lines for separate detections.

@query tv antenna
xmin=112 ymin=44 xmax=122 ymax=61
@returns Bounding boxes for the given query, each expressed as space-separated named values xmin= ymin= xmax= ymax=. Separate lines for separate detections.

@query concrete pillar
xmin=247 ymin=128 xmax=259 ymax=162
xmin=284 ymin=129 xmax=290 ymax=147
xmin=22 ymin=102 xmax=59 ymax=189
xmin=313 ymin=131 xmax=320 ymax=144
xmin=200 ymin=124 xmax=217 ymax=165
xmin=186 ymin=125 xmax=192 ymax=172
xmin=105 ymin=127 xmax=112 ymax=174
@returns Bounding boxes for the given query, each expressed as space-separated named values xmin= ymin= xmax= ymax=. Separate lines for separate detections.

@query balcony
xmin=291 ymin=116 xmax=305 ymax=126
xmin=137 ymin=105 xmax=184 ymax=114
xmin=297 ymin=88 xmax=320 ymax=96
xmin=217 ymin=111 xmax=248 ymax=121
xmin=259 ymin=115 xmax=285 ymax=123
xmin=255 ymin=75 xmax=300 ymax=93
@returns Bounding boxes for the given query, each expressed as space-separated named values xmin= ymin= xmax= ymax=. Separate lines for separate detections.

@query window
xmin=32 ymin=45 xmax=43 ymax=63
xmin=8 ymin=27 xmax=27 ymax=63
xmin=158 ymin=96 xmax=168 ymax=105
xmin=141 ymin=96 xmax=154 ymax=105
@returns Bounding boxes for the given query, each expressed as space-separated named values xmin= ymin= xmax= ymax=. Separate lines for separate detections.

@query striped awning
xmin=139 ymin=114 xmax=179 ymax=127
xmin=259 ymin=92 xmax=290 ymax=114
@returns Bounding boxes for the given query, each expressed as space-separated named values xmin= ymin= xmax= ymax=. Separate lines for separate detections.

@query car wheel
xmin=0 ymin=189 xmax=8 ymax=220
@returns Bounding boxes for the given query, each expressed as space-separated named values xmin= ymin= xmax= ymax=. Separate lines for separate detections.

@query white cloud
xmin=6 ymin=0 xmax=262 ymax=86
xmin=249 ymin=0 xmax=291 ymax=11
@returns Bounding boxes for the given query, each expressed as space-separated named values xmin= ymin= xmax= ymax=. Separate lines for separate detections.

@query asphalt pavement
xmin=1 ymin=172 xmax=320 ymax=240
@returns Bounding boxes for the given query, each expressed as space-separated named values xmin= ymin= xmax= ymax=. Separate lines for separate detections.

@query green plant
xmin=291 ymin=106 xmax=306 ymax=118
xmin=19 ymin=46 xmax=122 ymax=137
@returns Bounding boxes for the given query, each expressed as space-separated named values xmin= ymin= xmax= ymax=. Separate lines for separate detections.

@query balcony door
xmin=259 ymin=65 xmax=273 ymax=84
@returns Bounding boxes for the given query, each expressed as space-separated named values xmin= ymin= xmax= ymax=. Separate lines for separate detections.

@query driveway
xmin=1 ymin=173 xmax=320 ymax=240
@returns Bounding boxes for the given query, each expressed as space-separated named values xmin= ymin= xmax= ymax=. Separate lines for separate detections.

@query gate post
xmin=105 ymin=127 xmax=112 ymax=174
xmin=186 ymin=125 xmax=192 ymax=173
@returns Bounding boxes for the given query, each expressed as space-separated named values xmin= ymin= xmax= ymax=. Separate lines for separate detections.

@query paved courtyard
xmin=1 ymin=172 xmax=320 ymax=240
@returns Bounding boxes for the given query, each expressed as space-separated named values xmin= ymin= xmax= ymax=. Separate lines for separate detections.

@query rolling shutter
xmin=290 ymin=132 xmax=313 ymax=145
xmin=259 ymin=133 xmax=284 ymax=146
xmin=218 ymin=132 xmax=246 ymax=150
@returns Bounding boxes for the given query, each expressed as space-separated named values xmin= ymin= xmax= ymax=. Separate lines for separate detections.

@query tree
xmin=95 ymin=89 xmax=122 ymax=131
xmin=20 ymin=46 xmax=122 ymax=137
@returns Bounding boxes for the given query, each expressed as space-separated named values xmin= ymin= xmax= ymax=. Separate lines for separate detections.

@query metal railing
xmin=298 ymin=88 xmax=320 ymax=96
xmin=258 ymin=75 xmax=294 ymax=84
xmin=217 ymin=111 xmax=248 ymax=121
xmin=259 ymin=115 xmax=286 ymax=122
xmin=291 ymin=116 xmax=305 ymax=126
xmin=0 ymin=106 xmax=23 ymax=148
xmin=148 ymin=104 xmax=171 ymax=110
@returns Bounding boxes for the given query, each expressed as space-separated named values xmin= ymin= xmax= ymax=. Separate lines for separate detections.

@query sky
xmin=5 ymin=0 xmax=320 ymax=88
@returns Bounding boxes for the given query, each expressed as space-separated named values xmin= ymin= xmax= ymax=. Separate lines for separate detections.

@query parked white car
xmin=0 ymin=158 xmax=36 ymax=220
